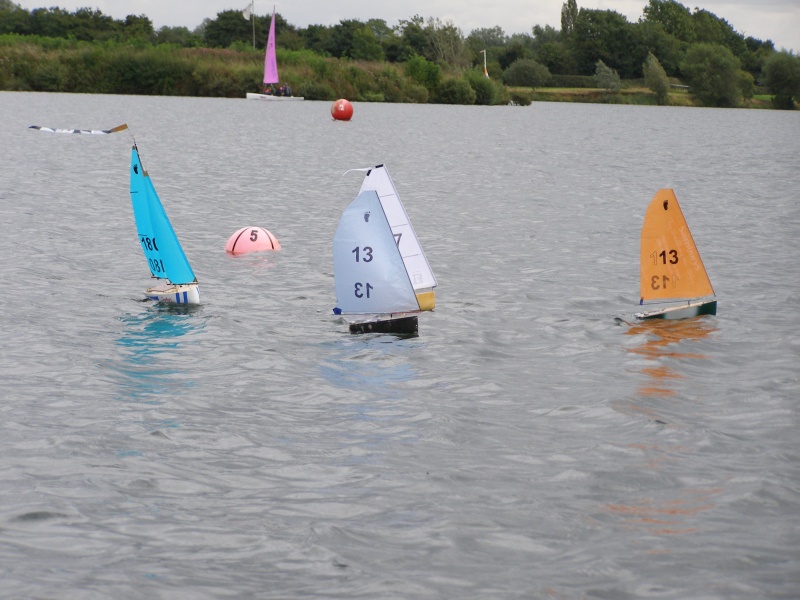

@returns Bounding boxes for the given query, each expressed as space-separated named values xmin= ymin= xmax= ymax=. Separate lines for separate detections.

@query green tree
xmin=502 ymin=58 xmax=551 ymax=87
xmin=737 ymin=69 xmax=754 ymax=101
xmin=204 ymin=10 xmax=252 ymax=48
xmin=123 ymin=14 xmax=154 ymax=40
xmin=397 ymin=15 xmax=429 ymax=58
xmin=573 ymin=9 xmax=644 ymax=77
xmin=637 ymin=20 xmax=685 ymax=75
xmin=366 ymin=18 xmax=393 ymax=42
xmin=301 ymin=24 xmax=334 ymax=55
xmin=642 ymin=0 xmax=694 ymax=41
xmin=691 ymin=9 xmax=746 ymax=58
xmin=594 ymin=59 xmax=620 ymax=93
xmin=155 ymin=26 xmax=202 ymax=47
xmin=533 ymin=25 xmax=561 ymax=45
xmin=498 ymin=41 xmax=532 ymax=70
xmin=329 ymin=19 xmax=366 ymax=58
xmin=434 ymin=77 xmax=476 ymax=104
xmin=365 ymin=19 xmax=400 ymax=60
xmin=560 ymin=0 xmax=578 ymax=39
xmin=763 ymin=51 xmax=800 ymax=109
xmin=276 ymin=29 xmax=305 ymax=51
xmin=350 ymin=25 xmax=384 ymax=60
xmin=466 ymin=69 xmax=503 ymax=105
xmin=741 ymin=36 xmax=775 ymax=76
xmin=643 ymin=52 xmax=670 ymax=104
xmin=466 ymin=26 xmax=507 ymax=54
xmin=426 ymin=17 xmax=470 ymax=68
xmin=0 ymin=4 xmax=29 ymax=34
xmin=681 ymin=43 xmax=741 ymax=107
xmin=404 ymin=54 xmax=440 ymax=90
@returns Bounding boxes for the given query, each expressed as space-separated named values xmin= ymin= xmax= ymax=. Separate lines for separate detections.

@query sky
xmin=12 ymin=0 xmax=800 ymax=53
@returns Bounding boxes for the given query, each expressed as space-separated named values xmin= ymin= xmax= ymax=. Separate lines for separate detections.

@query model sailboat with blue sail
xmin=129 ymin=145 xmax=200 ymax=305
xmin=635 ymin=189 xmax=716 ymax=320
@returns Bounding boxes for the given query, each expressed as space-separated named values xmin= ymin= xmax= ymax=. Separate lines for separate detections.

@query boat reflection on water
xmin=113 ymin=305 xmax=203 ymax=406
xmin=604 ymin=317 xmax=721 ymax=537
xmin=604 ymin=487 xmax=721 ymax=536
xmin=319 ymin=335 xmax=419 ymax=398
xmin=625 ymin=317 xmax=717 ymax=400
xmin=317 ymin=336 xmax=423 ymax=462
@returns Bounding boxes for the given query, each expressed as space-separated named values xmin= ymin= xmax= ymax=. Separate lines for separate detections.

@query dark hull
xmin=348 ymin=315 xmax=418 ymax=335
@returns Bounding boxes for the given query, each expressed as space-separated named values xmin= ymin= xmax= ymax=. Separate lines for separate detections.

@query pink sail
xmin=263 ymin=9 xmax=279 ymax=84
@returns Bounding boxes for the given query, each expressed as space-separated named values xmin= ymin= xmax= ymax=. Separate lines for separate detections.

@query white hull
xmin=246 ymin=93 xmax=304 ymax=101
xmin=635 ymin=299 xmax=716 ymax=320
xmin=145 ymin=282 xmax=200 ymax=306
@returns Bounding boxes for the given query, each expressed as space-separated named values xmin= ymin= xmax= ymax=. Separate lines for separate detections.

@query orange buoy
xmin=331 ymin=99 xmax=353 ymax=121
xmin=225 ymin=226 xmax=281 ymax=255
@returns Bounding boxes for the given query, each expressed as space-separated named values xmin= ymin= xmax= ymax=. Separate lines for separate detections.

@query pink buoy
xmin=225 ymin=226 xmax=281 ymax=255
xmin=331 ymin=99 xmax=353 ymax=121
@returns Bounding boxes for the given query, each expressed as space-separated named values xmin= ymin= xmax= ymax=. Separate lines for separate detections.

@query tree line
xmin=1 ymin=0 xmax=798 ymax=108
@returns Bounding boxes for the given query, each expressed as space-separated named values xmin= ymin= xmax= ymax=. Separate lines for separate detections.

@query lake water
xmin=1 ymin=91 xmax=798 ymax=598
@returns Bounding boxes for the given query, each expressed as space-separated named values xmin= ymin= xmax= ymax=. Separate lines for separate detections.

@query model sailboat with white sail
xmin=334 ymin=166 xmax=437 ymax=334
xmin=635 ymin=189 xmax=716 ymax=320
xmin=129 ymin=145 xmax=200 ymax=305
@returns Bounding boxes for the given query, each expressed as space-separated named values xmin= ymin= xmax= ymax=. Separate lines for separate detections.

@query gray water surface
xmin=1 ymin=92 xmax=798 ymax=598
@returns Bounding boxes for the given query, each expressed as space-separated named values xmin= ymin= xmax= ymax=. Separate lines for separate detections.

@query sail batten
xmin=640 ymin=189 xmax=714 ymax=303
xmin=357 ymin=165 xmax=437 ymax=292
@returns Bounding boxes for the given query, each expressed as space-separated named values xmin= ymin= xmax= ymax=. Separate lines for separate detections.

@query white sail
xmin=356 ymin=165 xmax=437 ymax=292
xmin=334 ymin=191 xmax=419 ymax=315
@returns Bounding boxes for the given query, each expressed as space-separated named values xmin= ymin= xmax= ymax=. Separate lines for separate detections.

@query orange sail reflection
xmin=606 ymin=487 xmax=722 ymax=536
xmin=606 ymin=319 xmax=721 ymax=538
xmin=626 ymin=318 xmax=715 ymax=398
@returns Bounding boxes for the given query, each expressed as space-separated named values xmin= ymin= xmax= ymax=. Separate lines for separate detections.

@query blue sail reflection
xmin=113 ymin=307 xmax=204 ymax=406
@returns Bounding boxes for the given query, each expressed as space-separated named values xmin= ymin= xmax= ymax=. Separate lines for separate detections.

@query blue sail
xmin=129 ymin=147 xmax=196 ymax=285
xmin=334 ymin=190 xmax=419 ymax=314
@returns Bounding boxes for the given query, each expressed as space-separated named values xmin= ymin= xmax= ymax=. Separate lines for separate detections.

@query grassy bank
xmin=0 ymin=38 xmax=473 ymax=103
xmin=0 ymin=36 xmax=788 ymax=109
xmin=513 ymin=82 xmax=783 ymax=109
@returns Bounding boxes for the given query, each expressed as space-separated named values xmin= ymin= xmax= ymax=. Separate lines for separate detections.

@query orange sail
xmin=640 ymin=189 xmax=714 ymax=303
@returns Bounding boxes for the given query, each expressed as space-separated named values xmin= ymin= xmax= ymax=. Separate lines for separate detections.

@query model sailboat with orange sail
xmin=635 ymin=189 xmax=716 ymax=320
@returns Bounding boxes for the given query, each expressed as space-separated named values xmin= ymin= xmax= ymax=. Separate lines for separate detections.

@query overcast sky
xmin=13 ymin=0 xmax=800 ymax=52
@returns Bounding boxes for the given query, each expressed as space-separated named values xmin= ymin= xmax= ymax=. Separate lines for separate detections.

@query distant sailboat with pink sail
xmin=246 ymin=5 xmax=303 ymax=101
